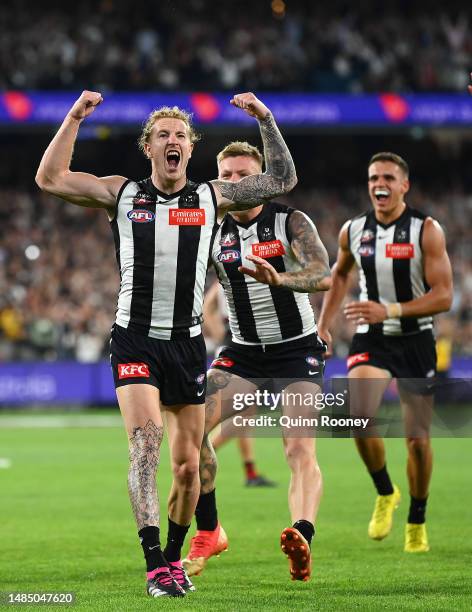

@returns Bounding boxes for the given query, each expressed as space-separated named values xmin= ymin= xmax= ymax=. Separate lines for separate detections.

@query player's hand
xmin=317 ymin=327 xmax=333 ymax=358
xmin=230 ymin=92 xmax=270 ymax=120
xmin=67 ymin=90 xmax=103 ymax=121
xmin=344 ymin=300 xmax=388 ymax=325
xmin=239 ymin=254 xmax=282 ymax=286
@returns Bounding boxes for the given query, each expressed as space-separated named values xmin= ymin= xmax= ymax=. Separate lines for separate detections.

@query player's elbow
xmin=316 ymin=271 xmax=333 ymax=291
xmin=439 ymin=287 xmax=453 ymax=313
xmin=285 ymin=171 xmax=298 ymax=192
xmin=35 ymin=170 xmax=67 ymax=195
xmin=35 ymin=171 xmax=49 ymax=191
xmin=317 ymin=274 xmax=332 ymax=292
xmin=35 ymin=170 xmax=58 ymax=193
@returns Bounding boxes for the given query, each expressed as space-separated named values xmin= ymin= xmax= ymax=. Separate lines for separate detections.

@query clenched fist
xmin=230 ymin=92 xmax=270 ymax=120
xmin=68 ymin=90 xmax=103 ymax=121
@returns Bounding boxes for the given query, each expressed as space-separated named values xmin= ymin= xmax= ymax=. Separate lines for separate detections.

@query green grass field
xmin=1 ymin=413 xmax=471 ymax=611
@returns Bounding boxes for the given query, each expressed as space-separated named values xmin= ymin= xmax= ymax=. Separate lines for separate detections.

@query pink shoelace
xmin=148 ymin=568 xmax=173 ymax=586
xmin=170 ymin=565 xmax=186 ymax=585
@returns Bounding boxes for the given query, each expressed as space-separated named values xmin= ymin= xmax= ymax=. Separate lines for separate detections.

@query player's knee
xmin=172 ymin=458 xmax=200 ymax=487
xmin=285 ymin=441 xmax=314 ymax=469
xmin=406 ymin=437 xmax=430 ymax=459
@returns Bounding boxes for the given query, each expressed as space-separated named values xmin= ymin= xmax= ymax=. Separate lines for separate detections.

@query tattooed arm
xmin=239 ymin=211 xmax=331 ymax=293
xmin=211 ymin=93 xmax=297 ymax=212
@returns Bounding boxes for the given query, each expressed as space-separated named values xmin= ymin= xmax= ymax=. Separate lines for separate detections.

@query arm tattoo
xmin=279 ymin=211 xmax=331 ymax=293
xmin=127 ymin=419 xmax=163 ymax=530
xmin=213 ymin=113 xmax=297 ymax=209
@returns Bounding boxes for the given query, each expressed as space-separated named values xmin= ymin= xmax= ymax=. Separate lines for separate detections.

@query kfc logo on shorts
xmin=196 ymin=373 xmax=206 ymax=385
xmin=252 ymin=240 xmax=285 ymax=258
xmin=386 ymin=243 xmax=414 ymax=259
xmin=306 ymin=356 xmax=319 ymax=367
xmin=211 ymin=357 xmax=234 ymax=368
xmin=347 ymin=353 xmax=370 ymax=369
xmin=218 ymin=250 xmax=240 ymax=263
xmin=118 ymin=363 xmax=150 ymax=379
xmin=127 ymin=209 xmax=155 ymax=223
xmin=169 ymin=209 xmax=205 ymax=225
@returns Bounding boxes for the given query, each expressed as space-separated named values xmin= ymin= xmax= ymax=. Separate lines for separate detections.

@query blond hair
xmin=138 ymin=106 xmax=200 ymax=152
xmin=217 ymin=141 xmax=264 ymax=168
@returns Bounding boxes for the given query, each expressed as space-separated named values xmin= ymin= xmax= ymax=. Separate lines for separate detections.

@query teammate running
xmin=318 ymin=152 xmax=452 ymax=552
xmin=183 ymin=141 xmax=331 ymax=581
xmin=35 ymin=92 xmax=297 ymax=597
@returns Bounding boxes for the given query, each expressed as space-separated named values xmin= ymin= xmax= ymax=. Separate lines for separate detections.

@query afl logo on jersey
xmin=358 ymin=244 xmax=375 ymax=257
xmin=127 ymin=209 xmax=155 ymax=223
xmin=218 ymin=250 xmax=240 ymax=263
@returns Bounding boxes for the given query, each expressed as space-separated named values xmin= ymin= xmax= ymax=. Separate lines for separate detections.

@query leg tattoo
xmin=128 ymin=419 xmax=163 ymax=530
xmin=200 ymin=432 xmax=217 ymax=495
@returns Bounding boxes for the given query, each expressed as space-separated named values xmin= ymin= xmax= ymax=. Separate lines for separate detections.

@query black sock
xmin=138 ymin=526 xmax=167 ymax=571
xmin=408 ymin=496 xmax=428 ymax=524
xmin=195 ymin=489 xmax=218 ymax=531
xmin=163 ymin=518 xmax=190 ymax=562
xmin=293 ymin=520 xmax=315 ymax=547
xmin=369 ymin=465 xmax=394 ymax=495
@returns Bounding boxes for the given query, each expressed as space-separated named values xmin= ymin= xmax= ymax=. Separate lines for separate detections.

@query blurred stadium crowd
xmin=1 ymin=185 xmax=470 ymax=362
xmin=1 ymin=0 xmax=470 ymax=93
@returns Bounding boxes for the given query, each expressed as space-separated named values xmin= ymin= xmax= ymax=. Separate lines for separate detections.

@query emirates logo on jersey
xmin=169 ymin=209 xmax=205 ymax=225
xmin=252 ymin=240 xmax=285 ymax=258
xmin=127 ymin=209 xmax=155 ymax=223
xmin=386 ymin=243 xmax=414 ymax=258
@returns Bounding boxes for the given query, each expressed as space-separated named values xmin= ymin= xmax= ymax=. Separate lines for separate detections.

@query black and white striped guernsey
xmin=110 ymin=178 xmax=217 ymax=340
xmin=348 ymin=206 xmax=432 ymax=336
xmin=211 ymin=203 xmax=317 ymax=345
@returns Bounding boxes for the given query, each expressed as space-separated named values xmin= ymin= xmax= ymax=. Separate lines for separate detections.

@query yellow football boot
xmin=368 ymin=484 xmax=401 ymax=540
xmin=404 ymin=523 xmax=430 ymax=552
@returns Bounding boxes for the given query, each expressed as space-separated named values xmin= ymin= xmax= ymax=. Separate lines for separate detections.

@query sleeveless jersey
xmin=348 ymin=206 xmax=433 ymax=336
xmin=211 ymin=203 xmax=316 ymax=345
xmin=110 ymin=178 xmax=217 ymax=339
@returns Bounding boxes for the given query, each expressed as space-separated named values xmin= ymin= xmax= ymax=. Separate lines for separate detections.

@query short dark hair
xmin=368 ymin=152 xmax=409 ymax=177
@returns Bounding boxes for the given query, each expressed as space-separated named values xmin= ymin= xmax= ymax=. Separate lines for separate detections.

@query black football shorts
xmin=210 ymin=332 xmax=326 ymax=388
xmin=348 ymin=329 xmax=437 ymax=395
xmin=110 ymin=324 xmax=207 ymax=405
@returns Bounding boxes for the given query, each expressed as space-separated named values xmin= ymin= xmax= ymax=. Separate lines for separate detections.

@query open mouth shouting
xmin=374 ymin=188 xmax=390 ymax=203
xmin=166 ymin=149 xmax=181 ymax=172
